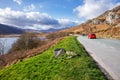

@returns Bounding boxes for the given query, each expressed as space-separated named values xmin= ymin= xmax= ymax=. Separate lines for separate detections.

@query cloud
xmin=74 ymin=0 xmax=120 ymax=19
xmin=0 ymin=8 xmax=78 ymax=30
xmin=13 ymin=0 xmax=22 ymax=5
xmin=24 ymin=4 xmax=36 ymax=12
xmin=58 ymin=19 xmax=79 ymax=28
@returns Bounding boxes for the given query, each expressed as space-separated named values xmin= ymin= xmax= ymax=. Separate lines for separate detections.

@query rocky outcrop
xmin=91 ymin=19 xmax=103 ymax=25
xmin=90 ymin=11 xmax=120 ymax=25
xmin=106 ymin=12 xmax=120 ymax=24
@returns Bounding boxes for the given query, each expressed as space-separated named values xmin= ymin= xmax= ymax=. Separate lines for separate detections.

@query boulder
xmin=66 ymin=51 xmax=77 ymax=59
xmin=54 ymin=48 xmax=66 ymax=58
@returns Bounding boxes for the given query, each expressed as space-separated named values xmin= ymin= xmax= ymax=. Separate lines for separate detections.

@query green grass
xmin=0 ymin=36 xmax=105 ymax=80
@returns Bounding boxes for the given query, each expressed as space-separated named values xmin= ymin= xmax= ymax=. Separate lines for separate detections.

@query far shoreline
xmin=0 ymin=33 xmax=47 ymax=38
xmin=0 ymin=34 xmax=21 ymax=38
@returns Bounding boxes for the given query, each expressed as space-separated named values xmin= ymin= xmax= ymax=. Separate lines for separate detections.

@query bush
xmin=76 ymin=32 xmax=81 ymax=34
xmin=9 ymin=32 xmax=45 ymax=52
xmin=69 ymin=32 xmax=75 ymax=34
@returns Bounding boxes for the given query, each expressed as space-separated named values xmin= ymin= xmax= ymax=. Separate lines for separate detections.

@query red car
xmin=88 ymin=33 xmax=96 ymax=39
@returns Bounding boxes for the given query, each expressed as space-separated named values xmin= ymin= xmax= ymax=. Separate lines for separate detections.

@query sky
xmin=0 ymin=0 xmax=120 ymax=30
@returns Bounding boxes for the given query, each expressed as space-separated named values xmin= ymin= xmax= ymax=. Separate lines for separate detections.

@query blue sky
xmin=0 ymin=0 xmax=120 ymax=30
xmin=0 ymin=0 xmax=82 ymax=19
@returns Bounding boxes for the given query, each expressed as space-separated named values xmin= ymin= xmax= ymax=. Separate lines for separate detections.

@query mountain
xmin=24 ymin=28 xmax=65 ymax=33
xmin=25 ymin=29 xmax=40 ymax=33
xmin=40 ymin=28 xmax=67 ymax=33
xmin=62 ymin=5 xmax=120 ymax=40
xmin=0 ymin=23 xmax=67 ymax=34
xmin=0 ymin=24 xmax=24 ymax=34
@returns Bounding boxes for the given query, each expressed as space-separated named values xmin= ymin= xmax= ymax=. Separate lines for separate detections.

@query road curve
xmin=77 ymin=36 xmax=120 ymax=80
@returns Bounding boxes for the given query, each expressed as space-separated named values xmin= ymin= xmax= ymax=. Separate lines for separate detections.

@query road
xmin=77 ymin=36 xmax=120 ymax=80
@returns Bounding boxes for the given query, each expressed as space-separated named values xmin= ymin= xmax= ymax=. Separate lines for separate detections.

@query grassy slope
xmin=0 ymin=36 xmax=105 ymax=80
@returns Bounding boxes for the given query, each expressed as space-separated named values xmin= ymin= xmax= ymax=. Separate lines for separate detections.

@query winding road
xmin=77 ymin=36 xmax=120 ymax=80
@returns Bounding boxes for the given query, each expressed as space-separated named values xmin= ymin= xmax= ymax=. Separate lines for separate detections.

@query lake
xmin=0 ymin=37 xmax=18 ymax=54
xmin=0 ymin=36 xmax=46 ymax=54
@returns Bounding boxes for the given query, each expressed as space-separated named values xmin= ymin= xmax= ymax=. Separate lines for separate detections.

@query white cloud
xmin=58 ymin=19 xmax=79 ymax=28
xmin=13 ymin=0 xmax=22 ymax=5
xmin=24 ymin=4 xmax=36 ymax=12
xmin=0 ymin=8 xmax=78 ymax=30
xmin=74 ymin=0 xmax=120 ymax=19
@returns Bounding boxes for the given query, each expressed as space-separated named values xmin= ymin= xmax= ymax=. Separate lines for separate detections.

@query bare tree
xmin=9 ymin=32 xmax=44 ymax=52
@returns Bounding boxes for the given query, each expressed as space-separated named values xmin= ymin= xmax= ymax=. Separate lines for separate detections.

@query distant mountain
xmin=24 ymin=28 xmax=65 ymax=33
xmin=62 ymin=5 xmax=120 ymax=40
xmin=0 ymin=24 xmax=24 ymax=34
xmin=40 ymin=28 xmax=67 ymax=33
xmin=25 ymin=29 xmax=40 ymax=33
xmin=0 ymin=23 xmax=67 ymax=34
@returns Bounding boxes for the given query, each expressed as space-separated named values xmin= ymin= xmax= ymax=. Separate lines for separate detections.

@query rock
xmin=66 ymin=51 xmax=78 ymax=59
xmin=54 ymin=48 xmax=66 ymax=58
xmin=67 ymin=56 xmax=73 ymax=59
xmin=66 ymin=51 xmax=77 ymax=56
xmin=54 ymin=49 xmax=80 ymax=59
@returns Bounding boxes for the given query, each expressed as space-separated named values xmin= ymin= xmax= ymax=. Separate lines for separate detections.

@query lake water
xmin=0 ymin=36 xmax=46 ymax=54
xmin=0 ymin=37 xmax=18 ymax=54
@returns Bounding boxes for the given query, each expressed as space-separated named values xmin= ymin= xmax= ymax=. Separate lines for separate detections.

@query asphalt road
xmin=77 ymin=36 xmax=120 ymax=80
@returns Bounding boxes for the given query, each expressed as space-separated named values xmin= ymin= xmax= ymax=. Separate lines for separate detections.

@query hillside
xmin=0 ymin=24 xmax=24 ymax=34
xmin=62 ymin=5 xmax=120 ymax=40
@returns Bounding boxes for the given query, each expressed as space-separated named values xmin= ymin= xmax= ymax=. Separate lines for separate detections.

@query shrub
xmin=9 ymin=32 xmax=45 ymax=52
xmin=76 ymin=32 xmax=81 ymax=34
xmin=69 ymin=32 xmax=74 ymax=34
